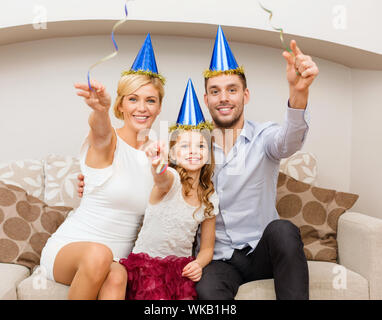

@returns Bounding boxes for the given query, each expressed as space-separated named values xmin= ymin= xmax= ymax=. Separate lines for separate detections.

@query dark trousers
xmin=195 ymin=219 xmax=309 ymax=300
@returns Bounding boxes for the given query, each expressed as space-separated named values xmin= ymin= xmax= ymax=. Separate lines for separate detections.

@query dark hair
xmin=204 ymin=72 xmax=247 ymax=92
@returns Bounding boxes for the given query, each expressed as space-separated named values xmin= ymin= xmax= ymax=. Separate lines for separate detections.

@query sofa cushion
xmin=235 ymin=261 xmax=369 ymax=300
xmin=43 ymin=155 xmax=81 ymax=208
xmin=276 ymin=172 xmax=359 ymax=263
xmin=17 ymin=261 xmax=369 ymax=300
xmin=17 ymin=267 xmax=69 ymax=300
xmin=279 ymin=151 xmax=318 ymax=185
xmin=0 ymin=263 xmax=30 ymax=300
xmin=0 ymin=160 xmax=44 ymax=201
xmin=0 ymin=181 xmax=72 ymax=270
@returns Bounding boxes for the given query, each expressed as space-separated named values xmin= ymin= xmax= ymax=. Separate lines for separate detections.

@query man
xmin=78 ymin=26 xmax=319 ymax=300
xmin=193 ymin=26 xmax=318 ymax=300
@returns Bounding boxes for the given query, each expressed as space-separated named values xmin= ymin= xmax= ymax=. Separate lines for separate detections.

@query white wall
xmin=350 ymin=70 xmax=382 ymax=219
xmin=2 ymin=0 xmax=381 ymax=54
xmin=0 ymin=34 xmax=354 ymax=196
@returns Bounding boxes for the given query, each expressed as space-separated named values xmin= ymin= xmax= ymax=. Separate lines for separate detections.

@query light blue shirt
xmin=197 ymin=104 xmax=309 ymax=260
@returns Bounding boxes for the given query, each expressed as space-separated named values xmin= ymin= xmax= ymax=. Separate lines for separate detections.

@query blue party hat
xmin=122 ymin=33 xmax=165 ymax=84
xmin=169 ymin=79 xmax=213 ymax=132
xmin=204 ymin=26 xmax=244 ymax=78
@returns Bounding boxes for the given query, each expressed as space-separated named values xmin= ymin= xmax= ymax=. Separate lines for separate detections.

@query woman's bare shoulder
xmin=85 ymin=128 xmax=117 ymax=169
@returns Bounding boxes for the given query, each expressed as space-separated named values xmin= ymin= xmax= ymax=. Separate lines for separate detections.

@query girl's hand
xmin=144 ymin=141 xmax=168 ymax=171
xmin=182 ymin=260 xmax=202 ymax=282
xmin=74 ymin=80 xmax=111 ymax=112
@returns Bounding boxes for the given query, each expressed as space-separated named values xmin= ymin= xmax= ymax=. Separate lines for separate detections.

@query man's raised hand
xmin=282 ymin=40 xmax=319 ymax=92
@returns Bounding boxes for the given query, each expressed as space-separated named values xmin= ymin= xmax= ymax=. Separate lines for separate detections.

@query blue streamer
xmin=87 ymin=3 xmax=129 ymax=91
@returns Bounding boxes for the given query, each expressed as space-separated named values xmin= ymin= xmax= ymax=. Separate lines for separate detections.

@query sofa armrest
xmin=337 ymin=211 xmax=382 ymax=299
xmin=0 ymin=263 xmax=30 ymax=300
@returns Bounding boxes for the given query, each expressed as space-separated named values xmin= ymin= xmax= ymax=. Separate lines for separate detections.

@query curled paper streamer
xmin=87 ymin=2 xmax=130 ymax=91
xmin=258 ymin=1 xmax=300 ymax=75
xmin=258 ymin=2 xmax=291 ymax=53
xmin=153 ymin=147 xmax=168 ymax=175
xmin=156 ymin=162 xmax=168 ymax=175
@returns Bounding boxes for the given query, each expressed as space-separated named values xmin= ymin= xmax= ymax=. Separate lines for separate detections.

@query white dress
xmin=40 ymin=132 xmax=153 ymax=281
xmin=132 ymin=166 xmax=220 ymax=259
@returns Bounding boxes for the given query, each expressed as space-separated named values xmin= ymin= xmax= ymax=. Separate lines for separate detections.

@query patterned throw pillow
xmin=0 ymin=181 xmax=72 ymax=270
xmin=44 ymin=155 xmax=81 ymax=208
xmin=0 ymin=160 xmax=45 ymax=201
xmin=276 ymin=172 xmax=359 ymax=263
xmin=279 ymin=151 xmax=318 ymax=185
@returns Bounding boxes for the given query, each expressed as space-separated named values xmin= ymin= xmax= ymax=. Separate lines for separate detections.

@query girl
xmin=119 ymin=126 xmax=219 ymax=300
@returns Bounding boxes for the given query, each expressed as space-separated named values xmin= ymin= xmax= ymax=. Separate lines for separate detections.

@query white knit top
xmin=132 ymin=167 xmax=219 ymax=258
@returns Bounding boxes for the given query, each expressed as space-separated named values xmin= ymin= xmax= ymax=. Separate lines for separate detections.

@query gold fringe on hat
xmin=203 ymin=66 xmax=245 ymax=79
xmin=169 ymin=121 xmax=214 ymax=133
xmin=121 ymin=70 xmax=166 ymax=84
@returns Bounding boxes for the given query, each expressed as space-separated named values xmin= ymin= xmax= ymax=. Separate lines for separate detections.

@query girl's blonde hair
xmin=168 ymin=129 xmax=216 ymax=220
xmin=113 ymin=74 xmax=165 ymax=120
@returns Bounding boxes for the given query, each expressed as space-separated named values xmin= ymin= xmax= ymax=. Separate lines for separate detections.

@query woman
xmin=40 ymin=34 xmax=165 ymax=300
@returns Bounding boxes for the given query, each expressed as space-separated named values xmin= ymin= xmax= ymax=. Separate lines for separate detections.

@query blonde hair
xmin=169 ymin=129 xmax=216 ymax=220
xmin=113 ymin=74 xmax=165 ymax=120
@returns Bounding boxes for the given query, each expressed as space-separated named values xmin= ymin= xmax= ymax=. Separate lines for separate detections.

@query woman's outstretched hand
xmin=74 ymin=80 xmax=111 ymax=112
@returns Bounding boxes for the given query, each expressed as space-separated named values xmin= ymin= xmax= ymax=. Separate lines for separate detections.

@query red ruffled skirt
xmin=119 ymin=252 xmax=197 ymax=300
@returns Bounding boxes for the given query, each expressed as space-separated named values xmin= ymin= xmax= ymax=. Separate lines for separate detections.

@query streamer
xmin=259 ymin=2 xmax=301 ymax=75
xmin=87 ymin=2 xmax=130 ymax=91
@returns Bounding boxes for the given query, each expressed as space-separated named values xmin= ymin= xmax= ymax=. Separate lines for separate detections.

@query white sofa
xmin=1 ymin=153 xmax=382 ymax=300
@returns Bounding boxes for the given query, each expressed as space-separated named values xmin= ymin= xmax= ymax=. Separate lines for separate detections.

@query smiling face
xmin=118 ymin=83 xmax=162 ymax=133
xmin=170 ymin=131 xmax=210 ymax=172
xmin=204 ymin=74 xmax=249 ymax=129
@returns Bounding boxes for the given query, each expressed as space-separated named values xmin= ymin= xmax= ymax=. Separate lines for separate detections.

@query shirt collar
xmin=239 ymin=120 xmax=253 ymax=143
xmin=213 ymin=120 xmax=253 ymax=151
